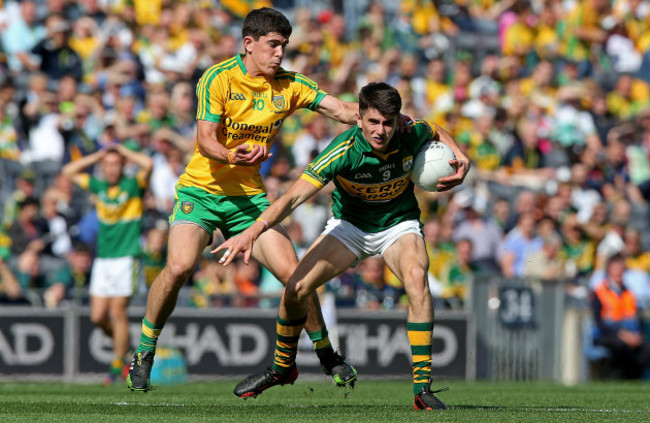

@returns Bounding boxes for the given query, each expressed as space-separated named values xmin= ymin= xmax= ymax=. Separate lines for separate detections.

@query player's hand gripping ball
xmin=410 ymin=140 xmax=456 ymax=192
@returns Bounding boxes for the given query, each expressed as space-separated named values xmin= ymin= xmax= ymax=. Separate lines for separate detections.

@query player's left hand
xmin=398 ymin=113 xmax=415 ymax=134
xmin=436 ymin=158 xmax=470 ymax=191
xmin=211 ymin=232 xmax=256 ymax=266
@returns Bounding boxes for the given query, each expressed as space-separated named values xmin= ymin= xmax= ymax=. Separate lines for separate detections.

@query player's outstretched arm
xmin=315 ymin=95 xmax=358 ymax=125
xmin=212 ymin=178 xmax=321 ymax=265
xmin=197 ymin=120 xmax=270 ymax=166
xmin=432 ymin=123 xmax=470 ymax=191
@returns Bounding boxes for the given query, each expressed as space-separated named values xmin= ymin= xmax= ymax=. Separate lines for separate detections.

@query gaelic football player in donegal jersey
xmin=215 ymin=83 xmax=470 ymax=409
xmin=127 ymin=7 xmax=367 ymax=392
xmin=62 ymin=144 xmax=153 ymax=384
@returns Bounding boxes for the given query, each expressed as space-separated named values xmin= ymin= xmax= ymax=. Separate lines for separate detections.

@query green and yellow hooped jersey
xmin=78 ymin=173 xmax=147 ymax=258
xmin=179 ymin=54 xmax=327 ymax=196
xmin=302 ymin=120 xmax=436 ymax=233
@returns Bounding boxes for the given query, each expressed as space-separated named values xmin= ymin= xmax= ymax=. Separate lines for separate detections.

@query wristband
xmin=228 ymin=150 xmax=235 ymax=164
xmin=256 ymin=218 xmax=269 ymax=230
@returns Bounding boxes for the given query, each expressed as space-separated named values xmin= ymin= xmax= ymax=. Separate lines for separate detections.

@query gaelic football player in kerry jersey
xmin=128 ymin=8 xmax=415 ymax=391
xmin=216 ymin=83 xmax=470 ymax=409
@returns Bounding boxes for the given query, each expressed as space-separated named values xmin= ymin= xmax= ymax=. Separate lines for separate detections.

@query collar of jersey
xmin=235 ymin=54 xmax=248 ymax=75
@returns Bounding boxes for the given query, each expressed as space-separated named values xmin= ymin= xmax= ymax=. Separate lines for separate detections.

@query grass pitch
xmin=1 ymin=378 xmax=649 ymax=422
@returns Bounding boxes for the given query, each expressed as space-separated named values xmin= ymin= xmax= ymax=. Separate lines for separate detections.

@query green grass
xmin=1 ymin=378 xmax=650 ymax=422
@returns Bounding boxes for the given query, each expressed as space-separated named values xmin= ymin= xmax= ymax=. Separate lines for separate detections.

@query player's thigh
xmin=289 ymin=234 xmax=358 ymax=296
xmin=383 ymin=232 xmax=429 ymax=291
xmin=168 ymin=185 xmax=216 ymax=270
xmin=252 ymin=225 xmax=298 ymax=285
xmin=166 ymin=223 xmax=211 ymax=273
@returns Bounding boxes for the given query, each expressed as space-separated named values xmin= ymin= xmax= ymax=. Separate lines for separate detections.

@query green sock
xmin=272 ymin=315 xmax=307 ymax=374
xmin=308 ymin=329 xmax=335 ymax=361
xmin=136 ymin=318 xmax=163 ymax=354
xmin=110 ymin=357 xmax=124 ymax=376
xmin=407 ymin=322 xmax=433 ymax=395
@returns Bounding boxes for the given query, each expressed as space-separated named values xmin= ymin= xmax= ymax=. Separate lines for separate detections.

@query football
xmin=410 ymin=141 xmax=456 ymax=192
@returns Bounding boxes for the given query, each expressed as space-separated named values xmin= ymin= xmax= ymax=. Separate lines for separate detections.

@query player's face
xmin=243 ymin=32 xmax=288 ymax=77
xmin=357 ymin=108 xmax=398 ymax=153
xmin=101 ymin=152 xmax=124 ymax=185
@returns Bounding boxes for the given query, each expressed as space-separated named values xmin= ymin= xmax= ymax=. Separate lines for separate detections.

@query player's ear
xmin=356 ymin=112 xmax=362 ymax=129
xmin=243 ymin=36 xmax=254 ymax=55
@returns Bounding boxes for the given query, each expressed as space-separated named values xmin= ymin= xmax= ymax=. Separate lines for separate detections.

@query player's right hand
xmin=211 ymin=232 xmax=255 ymax=266
xmin=229 ymin=143 xmax=272 ymax=166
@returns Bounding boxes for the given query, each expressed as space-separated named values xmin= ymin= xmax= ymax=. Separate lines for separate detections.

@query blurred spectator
xmin=452 ymin=193 xmax=502 ymax=273
xmin=40 ymin=187 xmax=72 ymax=258
xmin=0 ymin=256 xmax=23 ymax=304
xmin=14 ymin=248 xmax=68 ymax=308
xmin=0 ymin=0 xmax=45 ymax=78
xmin=560 ymin=212 xmax=596 ymax=278
xmin=590 ymin=253 xmax=650 ymax=379
xmin=500 ymin=212 xmax=543 ymax=278
xmin=292 ymin=114 xmax=333 ymax=169
xmin=31 ymin=14 xmax=82 ymax=81
xmin=524 ymin=233 xmax=566 ymax=280
xmin=2 ymin=168 xmax=37 ymax=228
xmin=57 ymin=241 xmax=93 ymax=305
xmin=439 ymin=238 xmax=474 ymax=307
xmin=7 ymin=196 xmax=47 ymax=256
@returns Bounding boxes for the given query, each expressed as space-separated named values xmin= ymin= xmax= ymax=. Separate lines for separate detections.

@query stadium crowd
xmin=0 ymin=0 xmax=649 ymax=316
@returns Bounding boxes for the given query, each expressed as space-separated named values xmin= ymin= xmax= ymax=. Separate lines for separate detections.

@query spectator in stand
xmin=13 ymin=248 xmax=68 ymax=308
xmin=560 ymin=0 xmax=611 ymax=78
xmin=524 ymin=233 xmax=566 ymax=280
xmin=31 ymin=15 xmax=82 ymax=81
xmin=0 ymin=256 xmax=23 ymax=304
xmin=7 ymin=197 xmax=47 ymax=257
xmin=439 ymin=238 xmax=475 ymax=307
xmin=0 ymin=0 xmax=45 ymax=79
xmin=292 ymin=114 xmax=333 ymax=169
xmin=453 ymin=194 xmax=502 ymax=273
xmin=500 ymin=211 xmax=543 ymax=278
xmin=590 ymin=253 xmax=650 ymax=379
xmin=40 ymin=188 xmax=72 ymax=258
xmin=3 ymin=168 xmax=37 ymax=229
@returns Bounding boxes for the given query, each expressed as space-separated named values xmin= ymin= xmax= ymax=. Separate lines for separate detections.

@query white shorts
xmin=322 ymin=218 xmax=423 ymax=262
xmin=89 ymin=256 xmax=137 ymax=298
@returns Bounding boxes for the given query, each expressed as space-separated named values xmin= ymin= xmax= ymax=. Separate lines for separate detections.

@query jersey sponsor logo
xmin=336 ymin=174 xmax=410 ymax=202
xmin=219 ymin=117 xmax=284 ymax=144
xmin=354 ymin=172 xmax=372 ymax=179
xmin=181 ymin=201 xmax=194 ymax=214
xmin=403 ymin=156 xmax=413 ymax=172
xmin=271 ymin=95 xmax=286 ymax=110
xmin=229 ymin=92 xmax=246 ymax=101
xmin=378 ymin=163 xmax=395 ymax=172
xmin=252 ymin=92 xmax=268 ymax=98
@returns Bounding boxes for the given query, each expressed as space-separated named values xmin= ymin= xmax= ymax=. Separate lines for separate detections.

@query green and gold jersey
xmin=302 ymin=120 xmax=436 ymax=233
xmin=78 ymin=173 xmax=147 ymax=258
xmin=179 ymin=54 xmax=327 ymax=196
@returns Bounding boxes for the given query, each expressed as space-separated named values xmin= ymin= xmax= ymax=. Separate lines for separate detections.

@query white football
xmin=410 ymin=141 xmax=456 ymax=192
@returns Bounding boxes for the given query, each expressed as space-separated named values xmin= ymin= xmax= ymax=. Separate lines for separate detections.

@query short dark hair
xmin=242 ymin=8 xmax=292 ymax=40
xmin=359 ymin=82 xmax=402 ymax=118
